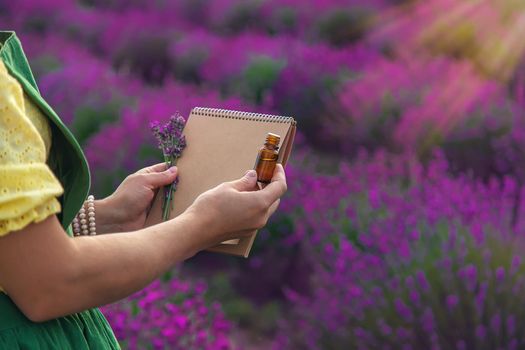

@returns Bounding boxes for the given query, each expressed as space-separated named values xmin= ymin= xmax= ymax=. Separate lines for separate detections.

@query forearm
xmin=61 ymin=213 xmax=204 ymax=316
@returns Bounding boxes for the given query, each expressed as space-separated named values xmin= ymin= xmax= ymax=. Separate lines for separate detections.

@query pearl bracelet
xmin=72 ymin=195 xmax=96 ymax=236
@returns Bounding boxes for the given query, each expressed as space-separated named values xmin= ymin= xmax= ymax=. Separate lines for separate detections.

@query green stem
xmin=161 ymin=157 xmax=179 ymax=221
xmin=162 ymin=182 xmax=174 ymax=221
xmin=161 ymin=157 xmax=171 ymax=221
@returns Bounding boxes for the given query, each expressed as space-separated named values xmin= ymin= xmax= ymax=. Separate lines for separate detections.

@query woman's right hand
xmin=183 ymin=164 xmax=287 ymax=247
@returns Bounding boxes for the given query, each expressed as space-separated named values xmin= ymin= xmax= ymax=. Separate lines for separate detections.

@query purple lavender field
xmin=4 ymin=0 xmax=525 ymax=348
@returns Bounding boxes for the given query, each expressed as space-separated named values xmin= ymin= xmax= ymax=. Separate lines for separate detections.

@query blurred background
xmin=3 ymin=0 xmax=525 ymax=348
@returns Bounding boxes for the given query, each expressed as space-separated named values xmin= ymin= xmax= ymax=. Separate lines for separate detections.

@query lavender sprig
xmin=150 ymin=114 xmax=187 ymax=221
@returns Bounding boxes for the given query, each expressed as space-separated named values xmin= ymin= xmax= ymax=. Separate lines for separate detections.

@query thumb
xmin=142 ymin=166 xmax=178 ymax=188
xmin=230 ymin=169 xmax=258 ymax=191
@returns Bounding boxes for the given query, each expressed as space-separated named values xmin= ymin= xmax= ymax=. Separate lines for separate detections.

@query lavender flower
xmin=150 ymin=114 xmax=187 ymax=221
xmin=101 ymin=273 xmax=231 ymax=349
xmin=274 ymin=152 xmax=525 ymax=350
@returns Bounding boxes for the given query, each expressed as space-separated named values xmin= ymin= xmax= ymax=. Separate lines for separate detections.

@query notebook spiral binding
xmin=192 ymin=107 xmax=296 ymax=125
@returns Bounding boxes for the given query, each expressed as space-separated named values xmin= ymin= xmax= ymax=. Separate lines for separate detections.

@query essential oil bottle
xmin=254 ymin=133 xmax=280 ymax=184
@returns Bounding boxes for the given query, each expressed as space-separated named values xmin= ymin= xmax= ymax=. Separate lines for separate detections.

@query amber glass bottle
xmin=254 ymin=133 xmax=281 ymax=184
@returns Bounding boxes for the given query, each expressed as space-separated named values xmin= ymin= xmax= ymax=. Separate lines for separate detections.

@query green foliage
xmin=267 ymin=7 xmax=297 ymax=35
xmin=137 ymin=143 xmax=162 ymax=163
xmin=241 ymin=56 xmax=286 ymax=105
xmin=131 ymin=300 xmax=140 ymax=316
xmin=217 ymin=0 xmax=265 ymax=34
xmin=72 ymin=99 xmax=122 ymax=145
xmin=171 ymin=291 xmax=190 ymax=305
xmin=91 ymin=167 xmax=128 ymax=198
xmin=112 ymin=34 xmax=174 ymax=85
xmin=442 ymin=104 xmax=515 ymax=179
xmin=252 ymin=213 xmax=295 ymax=254
xmin=161 ymin=270 xmax=173 ymax=282
xmin=315 ymin=7 xmax=374 ymax=46
xmin=205 ymin=273 xmax=283 ymax=334
xmin=206 ymin=273 xmax=253 ymax=326
xmin=172 ymin=47 xmax=209 ymax=84
xmin=30 ymin=55 xmax=62 ymax=81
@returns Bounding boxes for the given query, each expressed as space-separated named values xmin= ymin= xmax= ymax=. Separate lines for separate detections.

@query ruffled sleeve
xmin=0 ymin=60 xmax=64 ymax=236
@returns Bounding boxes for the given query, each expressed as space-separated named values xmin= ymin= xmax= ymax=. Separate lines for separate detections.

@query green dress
xmin=0 ymin=31 xmax=120 ymax=349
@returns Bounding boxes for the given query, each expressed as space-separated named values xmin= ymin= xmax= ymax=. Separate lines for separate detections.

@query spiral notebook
xmin=145 ymin=107 xmax=297 ymax=257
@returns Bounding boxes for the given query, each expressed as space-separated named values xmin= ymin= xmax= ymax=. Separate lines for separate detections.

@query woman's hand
xmin=96 ymin=163 xmax=178 ymax=233
xmin=183 ymin=164 xmax=287 ymax=248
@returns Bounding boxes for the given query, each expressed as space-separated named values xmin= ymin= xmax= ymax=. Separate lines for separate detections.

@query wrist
xmin=93 ymin=197 xmax=125 ymax=234
xmin=158 ymin=211 xmax=204 ymax=260
xmin=177 ymin=209 xmax=219 ymax=252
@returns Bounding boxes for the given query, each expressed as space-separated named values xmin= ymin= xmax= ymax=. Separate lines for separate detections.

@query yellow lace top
xmin=0 ymin=60 xmax=64 ymax=238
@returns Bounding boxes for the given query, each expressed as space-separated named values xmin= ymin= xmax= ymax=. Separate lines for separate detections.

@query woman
xmin=0 ymin=31 xmax=287 ymax=348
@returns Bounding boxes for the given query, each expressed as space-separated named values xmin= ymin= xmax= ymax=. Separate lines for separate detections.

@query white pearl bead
xmin=72 ymin=195 xmax=97 ymax=237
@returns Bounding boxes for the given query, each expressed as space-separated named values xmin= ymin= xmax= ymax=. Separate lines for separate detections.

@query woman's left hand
xmin=96 ymin=163 xmax=178 ymax=233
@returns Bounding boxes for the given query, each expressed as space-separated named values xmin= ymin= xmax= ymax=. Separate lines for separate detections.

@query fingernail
xmin=169 ymin=166 xmax=177 ymax=173
xmin=245 ymin=170 xmax=257 ymax=177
